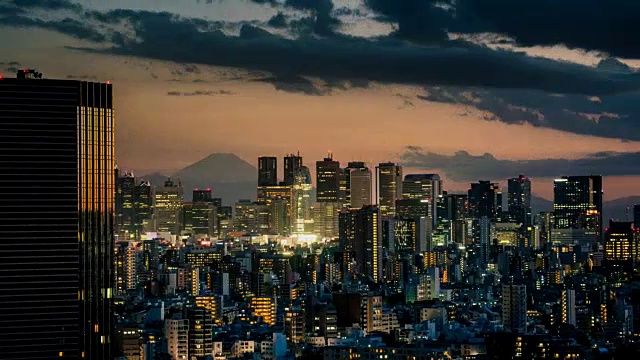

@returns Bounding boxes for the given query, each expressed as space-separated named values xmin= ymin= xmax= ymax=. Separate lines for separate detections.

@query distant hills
xmin=139 ymin=153 xmax=639 ymax=218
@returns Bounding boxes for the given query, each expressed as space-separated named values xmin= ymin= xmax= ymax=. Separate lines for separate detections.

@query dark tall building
xmin=376 ymin=162 xmax=403 ymax=218
xmin=339 ymin=205 xmax=382 ymax=282
xmin=284 ymin=153 xmax=303 ymax=186
xmin=604 ymin=220 xmax=634 ymax=272
xmin=553 ymin=175 xmax=603 ymax=242
xmin=135 ymin=180 xmax=153 ymax=234
xmin=0 ymin=70 xmax=114 ymax=359
xmin=258 ymin=156 xmax=278 ymax=186
xmin=116 ymin=169 xmax=137 ymax=239
xmin=402 ymin=174 xmax=442 ymax=226
xmin=193 ymin=188 xmax=213 ymax=203
xmin=634 ymin=204 xmax=640 ymax=229
xmin=508 ymin=175 xmax=532 ymax=226
xmin=316 ymin=154 xmax=341 ymax=202
xmin=468 ymin=181 xmax=502 ymax=220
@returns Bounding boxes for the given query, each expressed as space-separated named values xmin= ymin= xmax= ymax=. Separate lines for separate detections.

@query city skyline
xmin=2 ymin=1 xmax=640 ymax=201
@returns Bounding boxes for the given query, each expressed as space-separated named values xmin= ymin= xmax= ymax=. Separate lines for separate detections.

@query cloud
xmin=167 ymin=89 xmax=235 ymax=96
xmin=401 ymin=147 xmax=640 ymax=182
xmin=253 ymin=75 xmax=329 ymax=95
xmin=419 ymin=83 xmax=640 ymax=141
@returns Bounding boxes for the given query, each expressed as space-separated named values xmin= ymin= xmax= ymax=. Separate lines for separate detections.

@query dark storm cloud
xmin=167 ymin=89 xmax=234 ymax=96
xmin=401 ymin=147 xmax=640 ymax=182
xmin=419 ymin=81 xmax=640 ymax=141
xmin=0 ymin=15 xmax=107 ymax=42
xmin=364 ymin=0 xmax=640 ymax=58
xmin=253 ymin=75 xmax=329 ymax=96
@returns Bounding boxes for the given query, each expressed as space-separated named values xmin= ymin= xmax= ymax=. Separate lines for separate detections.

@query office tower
xmin=402 ymin=174 xmax=442 ymax=226
xmin=553 ymin=175 xmax=603 ymax=243
xmin=0 ymin=70 xmax=114 ymax=359
xmin=437 ymin=193 xmax=468 ymax=244
xmin=250 ymin=297 xmax=277 ymax=326
xmin=377 ymin=162 xmax=403 ymax=218
xmin=256 ymin=185 xmax=292 ymax=235
xmin=116 ymin=170 xmax=137 ymax=239
xmin=339 ymin=205 xmax=382 ymax=282
xmin=347 ymin=162 xmax=372 ymax=209
xmin=468 ymin=180 xmax=502 ymax=220
xmin=154 ymin=178 xmax=184 ymax=234
xmin=258 ymin=156 xmax=278 ymax=186
xmin=634 ymin=204 xmax=640 ymax=228
xmin=234 ymin=200 xmax=269 ymax=234
xmin=284 ymin=153 xmax=303 ymax=186
xmin=291 ymin=166 xmax=313 ymax=235
xmin=535 ymin=212 xmax=553 ymax=248
xmin=501 ymin=284 xmax=527 ymax=333
xmin=314 ymin=202 xmax=341 ymax=239
xmin=562 ymin=288 xmax=576 ymax=326
xmin=604 ymin=221 xmax=634 ymax=271
xmin=183 ymin=201 xmax=217 ymax=236
xmin=136 ymin=180 xmax=153 ymax=234
xmin=390 ymin=217 xmax=429 ymax=253
xmin=316 ymin=154 xmax=341 ymax=202
xmin=508 ymin=175 xmax=532 ymax=226
xmin=193 ymin=188 xmax=213 ymax=203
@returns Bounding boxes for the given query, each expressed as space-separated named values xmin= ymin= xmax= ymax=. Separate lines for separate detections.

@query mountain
xmin=531 ymin=195 xmax=553 ymax=214
xmin=603 ymin=196 xmax=640 ymax=222
xmin=141 ymin=153 xmax=257 ymax=205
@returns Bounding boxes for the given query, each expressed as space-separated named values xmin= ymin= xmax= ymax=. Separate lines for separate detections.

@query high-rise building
xmin=154 ymin=178 xmax=184 ymax=234
xmin=0 ymin=70 xmax=114 ymax=359
xmin=347 ymin=162 xmax=372 ymax=209
xmin=377 ymin=162 xmax=403 ymax=218
xmin=291 ymin=166 xmax=313 ymax=235
xmin=508 ymin=175 xmax=532 ymax=226
xmin=316 ymin=154 xmax=341 ymax=203
xmin=183 ymin=201 xmax=217 ymax=236
xmin=116 ymin=170 xmax=137 ymax=239
xmin=501 ymin=284 xmax=527 ymax=333
xmin=468 ymin=180 xmax=502 ymax=220
xmin=136 ymin=180 xmax=153 ymax=234
xmin=633 ymin=204 xmax=640 ymax=229
xmin=193 ymin=188 xmax=213 ymax=203
xmin=256 ymin=185 xmax=292 ymax=235
xmin=553 ymin=175 xmax=603 ymax=242
xmin=258 ymin=156 xmax=278 ymax=186
xmin=188 ymin=307 xmax=214 ymax=358
xmin=314 ymin=202 xmax=341 ymax=239
xmin=561 ymin=288 xmax=576 ymax=326
xmin=284 ymin=153 xmax=303 ymax=186
xmin=402 ymin=174 xmax=442 ymax=226
xmin=339 ymin=205 xmax=382 ymax=282
xmin=604 ymin=220 xmax=634 ymax=271
xmin=250 ymin=297 xmax=277 ymax=326
xmin=165 ymin=318 xmax=189 ymax=360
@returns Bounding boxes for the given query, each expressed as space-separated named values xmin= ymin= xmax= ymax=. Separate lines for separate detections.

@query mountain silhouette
xmin=141 ymin=153 xmax=257 ymax=205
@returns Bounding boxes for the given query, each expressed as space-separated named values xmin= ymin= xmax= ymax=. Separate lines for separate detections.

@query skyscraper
xmin=284 ymin=153 xmax=303 ymax=186
xmin=347 ymin=162 xmax=372 ymax=209
xmin=291 ymin=166 xmax=313 ymax=235
xmin=604 ymin=220 xmax=634 ymax=271
xmin=258 ymin=156 xmax=278 ymax=186
xmin=376 ymin=162 xmax=403 ymax=218
xmin=0 ymin=70 xmax=114 ymax=359
xmin=402 ymin=174 xmax=442 ymax=226
xmin=553 ymin=175 xmax=603 ymax=242
xmin=633 ymin=204 xmax=640 ymax=229
xmin=468 ymin=180 xmax=502 ymax=220
xmin=116 ymin=170 xmax=137 ymax=239
xmin=316 ymin=154 xmax=341 ymax=203
xmin=135 ymin=180 xmax=153 ymax=233
xmin=508 ymin=175 xmax=532 ymax=226
xmin=193 ymin=188 xmax=213 ymax=203
xmin=154 ymin=178 xmax=184 ymax=234
xmin=339 ymin=205 xmax=382 ymax=282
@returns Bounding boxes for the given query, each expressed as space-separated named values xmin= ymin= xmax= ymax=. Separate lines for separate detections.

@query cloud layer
xmin=401 ymin=147 xmax=640 ymax=182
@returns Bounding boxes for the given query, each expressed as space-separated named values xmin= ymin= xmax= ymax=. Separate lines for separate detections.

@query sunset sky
xmin=1 ymin=0 xmax=640 ymax=200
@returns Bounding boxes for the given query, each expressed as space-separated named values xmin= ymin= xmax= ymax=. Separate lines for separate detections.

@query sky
xmin=1 ymin=0 xmax=639 ymax=200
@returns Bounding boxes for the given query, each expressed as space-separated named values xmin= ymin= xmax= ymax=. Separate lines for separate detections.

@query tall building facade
xmin=347 ymin=162 xmax=372 ymax=209
xmin=116 ymin=170 xmax=137 ymax=239
xmin=553 ymin=175 xmax=603 ymax=242
xmin=0 ymin=70 xmax=114 ymax=359
xmin=501 ymin=284 xmax=527 ymax=333
xmin=508 ymin=175 xmax=532 ymax=226
xmin=377 ymin=162 xmax=403 ymax=219
xmin=284 ymin=153 xmax=303 ymax=186
xmin=402 ymin=174 xmax=442 ymax=226
xmin=604 ymin=220 xmax=634 ymax=272
xmin=316 ymin=154 xmax=341 ymax=203
xmin=154 ymin=178 xmax=184 ymax=234
xmin=633 ymin=204 xmax=640 ymax=229
xmin=468 ymin=180 xmax=502 ymax=220
xmin=339 ymin=205 xmax=382 ymax=282
xmin=291 ymin=166 xmax=313 ymax=235
xmin=258 ymin=156 xmax=278 ymax=187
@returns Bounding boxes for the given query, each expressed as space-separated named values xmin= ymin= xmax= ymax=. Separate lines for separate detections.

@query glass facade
xmin=0 ymin=76 xmax=114 ymax=359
